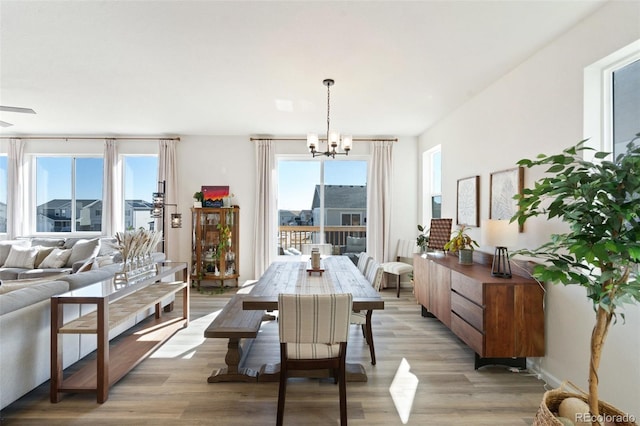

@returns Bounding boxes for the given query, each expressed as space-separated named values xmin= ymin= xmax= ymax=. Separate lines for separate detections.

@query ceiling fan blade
xmin=0 ymin=120 xmax=14 ymax=127
xmin=0 ymin=106 xmax=36 ymax=114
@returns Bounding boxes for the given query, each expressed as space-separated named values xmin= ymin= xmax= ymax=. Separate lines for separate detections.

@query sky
xmin=278 ymin=159 xmax=367 ymax=211
xmin=29 ymin=156 xmax=158 ymax=203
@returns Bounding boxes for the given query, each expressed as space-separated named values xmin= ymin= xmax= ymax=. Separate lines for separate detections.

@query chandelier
xmin=307 ymin=78 xmax=352 ymax=158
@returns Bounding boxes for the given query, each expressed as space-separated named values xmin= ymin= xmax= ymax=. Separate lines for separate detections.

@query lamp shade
xmin=481 ymin=219 xmax=518 ymax=248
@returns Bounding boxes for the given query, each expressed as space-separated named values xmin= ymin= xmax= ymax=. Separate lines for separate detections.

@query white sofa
xmin=0 ymin=238 xmax=168 ymax=409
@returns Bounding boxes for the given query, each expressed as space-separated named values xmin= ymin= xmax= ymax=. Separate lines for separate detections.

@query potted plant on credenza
xmin=443 ymin=224 xmax=478 ymax=265
xmin=513 ymin=138 xmax=640 ymax=425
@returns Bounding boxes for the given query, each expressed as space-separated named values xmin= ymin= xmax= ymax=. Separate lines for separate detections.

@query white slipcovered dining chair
xmin=356 ymin=252 xmax=372 ymax=275
xmin=381 ymin=239 xmax=418 ymax=298
xmin=350 ymin=260 xmax=383 ymax=365
xmin=277 ymin=293 xmax=353 ymax=426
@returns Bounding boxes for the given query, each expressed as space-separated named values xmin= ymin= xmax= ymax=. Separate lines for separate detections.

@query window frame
xmin=276 ymin=154 xmax=369 ymax=247
xmin=584 ymin=40 xmax=640 ymax=160
xmin=32 ymin=154 xmax=104 ymax=235
xmin=422 ymin=145 xmax=442 ymax=224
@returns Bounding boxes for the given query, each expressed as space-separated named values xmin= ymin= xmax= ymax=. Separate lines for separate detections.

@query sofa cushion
xmin=3 ymin=246 xmax=38 ymax=269
xmin=40 ymin=248 xmax=72 ymax=269
xmin=30 ymin=238 xmax=65 ymax=248
xmin=34 ymin=246 xmax=56 ymax=268
xmin=0 ymin=269 xmax=22 ymax=280
xmin=0 ymin=240 xmax=30 ymax=266
xmin=16 ymin=269 xmax=72 ymax=280
xmin=66 ymin=238 xmax=101 ymax=268
xmin=0 ymin=280 xmax=69 ymax=315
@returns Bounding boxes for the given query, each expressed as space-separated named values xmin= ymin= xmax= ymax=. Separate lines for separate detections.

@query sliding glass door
xmin=277 ymin=157 xmax=367 ymax=255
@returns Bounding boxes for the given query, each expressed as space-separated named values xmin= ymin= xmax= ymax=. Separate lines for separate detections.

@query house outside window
xmin=35 ymin=156 xmax=103 ymax=233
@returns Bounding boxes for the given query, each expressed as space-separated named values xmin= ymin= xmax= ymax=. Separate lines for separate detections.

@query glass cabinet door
xmin=191 ymin=207 xmax=239 ymax=289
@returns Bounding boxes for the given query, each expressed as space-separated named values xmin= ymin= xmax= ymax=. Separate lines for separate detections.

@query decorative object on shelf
xmin=456 ymin=175 xmax=479 ymax=227
xmin=113 ymin=228 xmax=163 ymax=284
xmin=193 ymin=191 xmax=204 ymax=208
xmin=307 ymin=78 xmax=353 ymax=158
xmin=513 ymin=138 xmax=640 ymax=422
xmin=490 ymin=167 xmax=524 ymax=231
xmin=416 ymin=224 xmax=430 ymax=253
xmin=481 ymin=219 xmax=518 ymax=278
xmin=443 ymin=224 xmax=478 ymax=265
xmin=202 ymin=185 xmax=229 ymax=208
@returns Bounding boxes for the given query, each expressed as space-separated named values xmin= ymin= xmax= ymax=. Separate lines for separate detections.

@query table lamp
xmin=481 ymin=219 xmax=518 ymax=278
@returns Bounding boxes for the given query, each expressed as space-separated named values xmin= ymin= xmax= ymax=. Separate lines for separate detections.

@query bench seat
xmin=205 ymin=294 xmax=265 ymax=382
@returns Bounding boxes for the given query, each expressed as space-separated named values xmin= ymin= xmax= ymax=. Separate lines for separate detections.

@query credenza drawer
xmin=451 ymin=271 xmax=483 ymax=305
xmin=451 ymin=291 xmax=483 ymax=331
xmin=451 ymin=312 xmax=483 ymax=356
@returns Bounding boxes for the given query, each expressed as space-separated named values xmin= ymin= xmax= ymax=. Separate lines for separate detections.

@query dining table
xmin=242 ymin=255 xmax=385 ymax=382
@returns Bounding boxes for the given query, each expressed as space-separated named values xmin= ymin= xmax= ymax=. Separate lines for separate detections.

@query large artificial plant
xmin=513 ymin=139 xmax=640 ymax=419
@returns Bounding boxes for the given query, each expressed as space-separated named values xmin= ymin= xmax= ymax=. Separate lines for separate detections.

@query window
xmin=341 ymin=213 xmax=362 ymax=226
xmin=612 ymin=59 xmax=640 ymax=157
xmin=584 ymin=40 xmax=640 ymax=159
xmin=277 ymin=158 xmax=367 ymax=253
xmin=0 ymin=155 xmax=6 ymax=233
xmin=123 ymin=156 xmax=158 ymax=230
xmin=36 ymin=156 xmax=103 ymax=232
xmin=422 ymin=145 xmax=442 ymax=223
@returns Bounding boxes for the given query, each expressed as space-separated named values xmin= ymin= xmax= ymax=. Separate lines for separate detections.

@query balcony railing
xmin=278 ymin=225 xmax=366 ymax=254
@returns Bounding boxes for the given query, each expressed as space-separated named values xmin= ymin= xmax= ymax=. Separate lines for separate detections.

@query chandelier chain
xmin=326 ymin=81 xmax=331 ymax=144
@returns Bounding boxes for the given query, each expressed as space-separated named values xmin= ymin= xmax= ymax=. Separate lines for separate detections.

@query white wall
xmin=417 ymin=1 xmax=640 ymax=418
xmin=175 ymin=135 xmax=418 ymax=280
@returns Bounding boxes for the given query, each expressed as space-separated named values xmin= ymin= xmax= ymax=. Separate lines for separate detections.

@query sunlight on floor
xmin=389 ymin=357 xmax=419 ymax=424
xmin=150 ymin=309 xmax=221 ymax=359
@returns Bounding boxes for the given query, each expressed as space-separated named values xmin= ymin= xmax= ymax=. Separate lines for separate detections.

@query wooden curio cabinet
xmin=191 ymin=207 xmax=240 ymax=289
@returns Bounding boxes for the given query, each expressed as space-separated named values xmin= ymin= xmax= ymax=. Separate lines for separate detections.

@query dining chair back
xmin=356 ymin=252 xmax=371 ymax=275
xmin=427 ymin=218 xmax=453 ymax=251
xmin=277 ymin=293 xmax=353 ymax=426
xmin=381 ymin=239 xmax=418 ymax=297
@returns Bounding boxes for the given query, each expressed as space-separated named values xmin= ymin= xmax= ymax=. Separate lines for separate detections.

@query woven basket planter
xmin=533 ymin=383 xmax=637 ymax=426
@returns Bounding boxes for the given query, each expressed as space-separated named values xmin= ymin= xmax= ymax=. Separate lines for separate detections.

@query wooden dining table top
xmin=242 ymin=256 xmax=385 ymax=311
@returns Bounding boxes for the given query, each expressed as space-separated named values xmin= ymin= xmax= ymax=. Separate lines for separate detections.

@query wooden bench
xmin=205 ymin=293 xmax=266 ymax=382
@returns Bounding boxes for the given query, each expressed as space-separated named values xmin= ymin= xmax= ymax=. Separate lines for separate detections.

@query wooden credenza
xmin=413 ymin=253 xmax=545 ymax=369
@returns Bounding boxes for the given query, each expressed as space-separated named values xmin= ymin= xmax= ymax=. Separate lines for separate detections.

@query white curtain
xmin=158 ymin=139 xmax=179 ymax=261
xmin=367 ymin=140 xmax=393 ymax=264
xmin=7 ymin=138 xmax=25 ymax=239
xmin=253 ymin=139 xmax=275 ymax=277
xmin=102 ymin=139 xmax=122 ymax=236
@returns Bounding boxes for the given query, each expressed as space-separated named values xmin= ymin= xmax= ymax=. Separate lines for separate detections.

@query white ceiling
xmin=0 ymin=0 xmax=607 ymax=137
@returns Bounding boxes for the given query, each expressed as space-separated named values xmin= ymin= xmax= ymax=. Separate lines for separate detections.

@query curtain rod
xmin=0 ymin=136 xmax=180 ymax=141
xmin=250 ymin=137 xmax=397 ymax=142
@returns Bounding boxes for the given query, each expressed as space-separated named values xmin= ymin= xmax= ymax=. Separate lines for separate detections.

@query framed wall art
xmin=489 ymin=167 xmax=524 ymax=231
xmin=456 ymin=175 xmax=479 ymax=227
xmin=202 ymin=185 xmax=229 ymax=208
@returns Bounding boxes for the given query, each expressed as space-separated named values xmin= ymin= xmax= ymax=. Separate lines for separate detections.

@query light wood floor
xmin=0 ymin=284 xmax=546 ymax=425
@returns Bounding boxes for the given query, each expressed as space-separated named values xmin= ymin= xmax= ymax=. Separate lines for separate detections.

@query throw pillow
xmin=66 ymin=238 xmax=101 ymax=268
xmin=34 ymin=246 xmax=56 ymax=268
xmin=40 ymin=248 xmax=72 ymax=269
xmin=3 ymin=245 xmax=39 ymax=269
xmin=0 ymin=240 xmax=30 ymax=266
xmin=75 ymin=257 xmax=98 ymax=273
